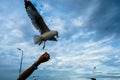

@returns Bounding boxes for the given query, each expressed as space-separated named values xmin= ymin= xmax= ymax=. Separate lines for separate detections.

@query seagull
xmin=24 ymin=0 xmax=59 ymax=49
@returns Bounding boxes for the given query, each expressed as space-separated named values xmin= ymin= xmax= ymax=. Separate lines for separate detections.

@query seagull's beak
xmin=56 ymin=33 xmax=59 ymax=38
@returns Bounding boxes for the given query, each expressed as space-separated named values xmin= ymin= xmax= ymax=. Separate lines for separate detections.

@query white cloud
xmin=42 ymin=3 xmax=52 ymax=11
xmin=72 ymin=31 xmax=96 ymax=40
xmin=71 ymin=0 xmax=99 ymax=28
xmin=72 ymin=16 xmax=85 ymax=27
xmin=45 ymin=17 xmax=66 ymax=34
xmin=33 ymin=36 xmax=119 ymax=75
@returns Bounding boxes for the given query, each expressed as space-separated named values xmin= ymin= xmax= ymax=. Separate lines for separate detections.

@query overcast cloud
xmin=0 ymin=0 xmax=120 ymax=80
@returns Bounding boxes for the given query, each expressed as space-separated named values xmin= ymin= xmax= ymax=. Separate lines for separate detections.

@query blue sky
xmin=0 ymin=0 xmax=120 ymax=80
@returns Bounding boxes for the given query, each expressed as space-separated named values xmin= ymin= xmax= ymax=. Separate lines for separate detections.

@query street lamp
xmin=17 ymin=48 xmax=23 ymax=76
xmin=93 ymin=66 xmax=96 ymax=75
xmin=89 ymin=66 xmax=96 ymax=80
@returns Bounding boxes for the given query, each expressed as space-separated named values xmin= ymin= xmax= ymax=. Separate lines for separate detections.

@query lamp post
xmin=17 ymin=48 xmax=23 ymax=76
xmin=89 ymin=66 xmax=96 ymax=80
xmin=93 ymin=66 xmax=96 ymax=75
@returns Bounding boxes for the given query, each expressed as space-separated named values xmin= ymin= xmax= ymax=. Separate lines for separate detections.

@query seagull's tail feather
xmin=33 ymin=35 xmax=40 ymax=44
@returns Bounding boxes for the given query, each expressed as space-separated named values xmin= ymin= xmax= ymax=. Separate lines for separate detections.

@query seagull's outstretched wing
xmin=25 ymin=0 xmax=50 ymax=34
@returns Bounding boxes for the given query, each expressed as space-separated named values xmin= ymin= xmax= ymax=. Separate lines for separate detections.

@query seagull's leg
xmin=39 ymin=41 xmax=42 ymax=45
xmin=42 ymin=41 xmax=46 ymax=49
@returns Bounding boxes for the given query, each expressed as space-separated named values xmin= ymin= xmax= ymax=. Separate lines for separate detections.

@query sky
xmin=0 ymin=0 xmax=120 ymax=80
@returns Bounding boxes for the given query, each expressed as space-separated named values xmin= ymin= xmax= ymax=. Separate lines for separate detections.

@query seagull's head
xmin=52 ymin=31 xmax=59 ymax=38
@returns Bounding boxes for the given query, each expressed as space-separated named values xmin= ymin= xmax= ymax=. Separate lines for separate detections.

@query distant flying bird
xmin=24 ymin=0 xmax=58 ymax=49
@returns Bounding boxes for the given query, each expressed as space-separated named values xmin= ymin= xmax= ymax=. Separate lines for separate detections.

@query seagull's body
xmin=24 ymin=0 xmax=58 ymax=49
xmin=34 ymin=31 xmax=58 ymax=45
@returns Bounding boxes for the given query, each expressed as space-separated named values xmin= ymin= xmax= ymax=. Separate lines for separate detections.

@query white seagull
xmin=24 ymin=0 xmax=59 ymax=49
